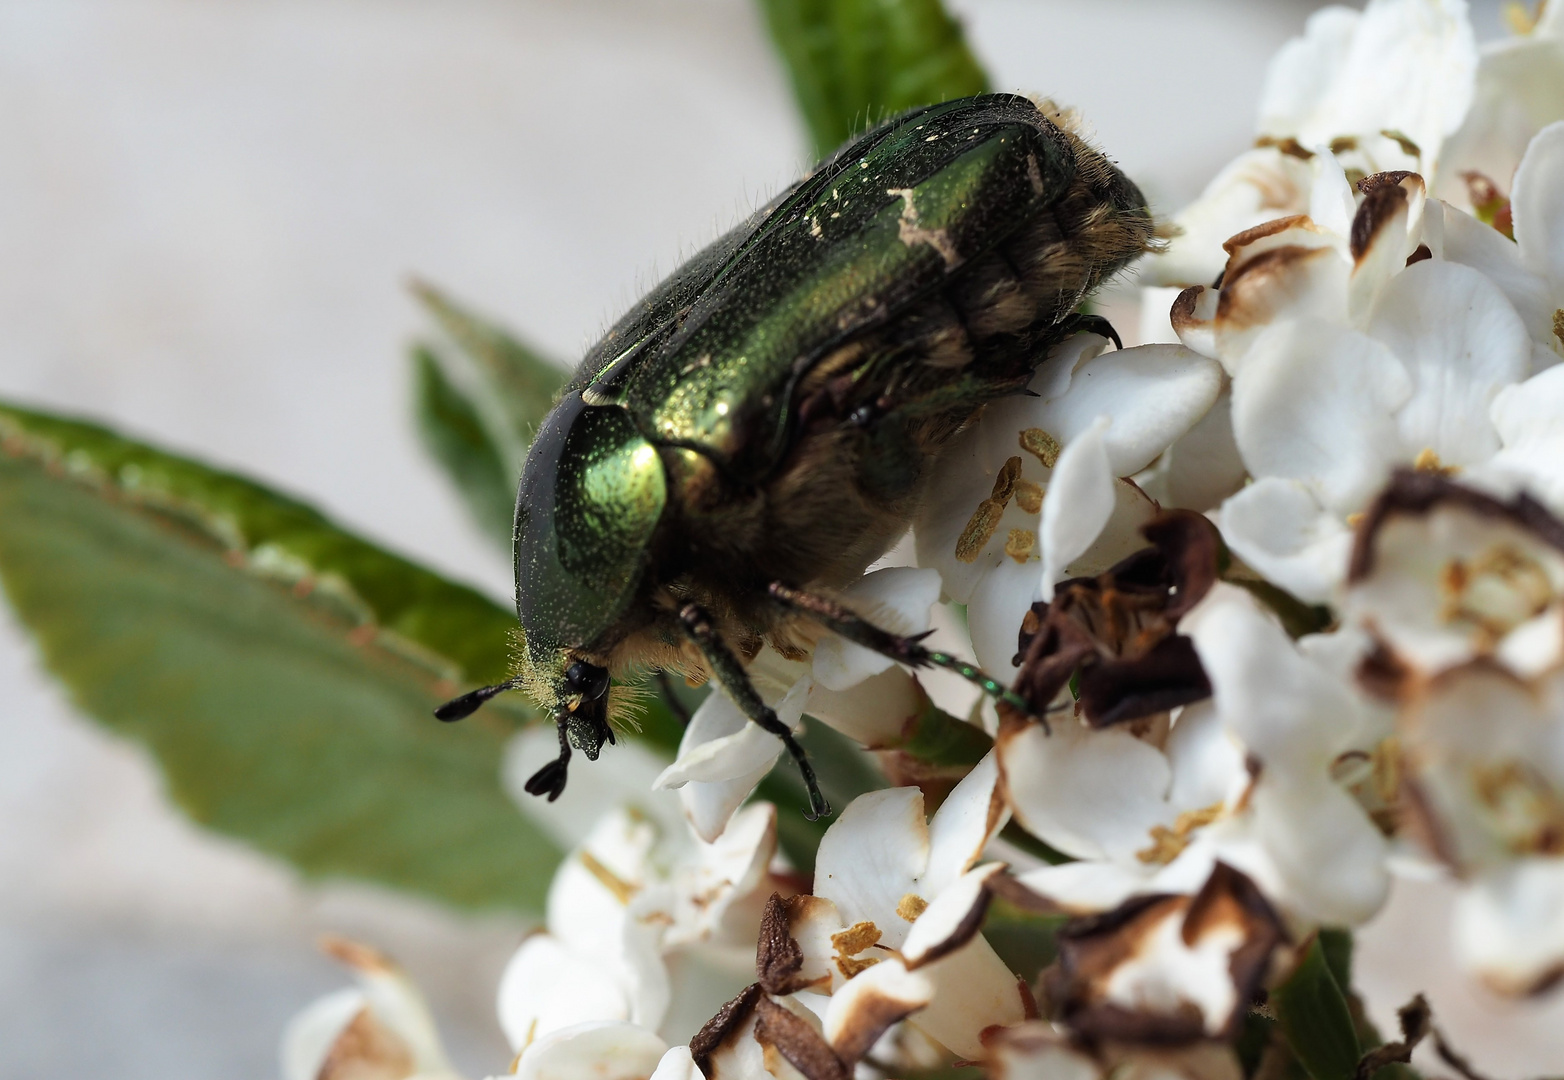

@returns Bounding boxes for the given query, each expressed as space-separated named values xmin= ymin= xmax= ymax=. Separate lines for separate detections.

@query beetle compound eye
xmin=563 ymin=660 xmax=610 ymax=701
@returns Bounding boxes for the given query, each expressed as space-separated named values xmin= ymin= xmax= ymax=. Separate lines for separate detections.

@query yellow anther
xmin=1014 ymin=479 xmax=1044 ymax=515
xmin=1005 ymin=528 xmax=1036 ymax=564
xmin=1019 ymin=428 xmax=1061 ymax=468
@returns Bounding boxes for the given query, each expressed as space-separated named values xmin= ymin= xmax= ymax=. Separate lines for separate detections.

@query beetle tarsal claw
xmin=523 ymin=716 xmax=574 ymax=802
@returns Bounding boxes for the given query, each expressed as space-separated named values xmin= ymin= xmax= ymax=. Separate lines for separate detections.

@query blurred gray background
xmin=1 ymin=0 xmax=1556 ymax=1076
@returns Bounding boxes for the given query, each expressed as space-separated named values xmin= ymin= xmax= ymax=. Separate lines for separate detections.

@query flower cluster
xmin=281 ymin=1 xmax=1564 ymax=1077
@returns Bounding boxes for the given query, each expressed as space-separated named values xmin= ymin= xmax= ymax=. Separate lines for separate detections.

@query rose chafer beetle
xmin=437 ymin=93 xmax=1154 ymax=818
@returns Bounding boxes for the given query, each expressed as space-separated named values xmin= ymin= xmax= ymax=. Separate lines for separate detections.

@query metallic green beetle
xmin=437 ymin=94 xmax=1154 ymax=816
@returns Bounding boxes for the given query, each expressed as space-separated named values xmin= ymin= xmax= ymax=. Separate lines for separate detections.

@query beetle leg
xmin=677 ymin=602 xmax=831 ymax=821
xmin=768 ymin=581 xmax=1049 ymax=728
xmin=522 ymin=714 xmax=573 ymax=802
xmin=434 ymin=676 xmax=523 ymax=721
xmin=1056 ymin=312 xmax=1123 ymax=351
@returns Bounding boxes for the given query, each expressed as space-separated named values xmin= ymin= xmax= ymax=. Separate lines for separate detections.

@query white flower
xmin=1342 ymin=473 xmax=1564 ymax=994
xmin=497 ymin=803 xmax=779 ymax=1051
xmin=280 ymin=938 xmax=459 ymax=1080
xmin=652 ymin=566 xmax=946 ymax=842
xmin=515 ymin=1023 xmax=693 ymax=1080
xmin=773 ymin=753 xmax=1026 ymax=1060
xmin=1166 ymin=148 xmax=1564 ymax=602
xmin=1440 ymin=120 xmax=1564 ymax=367
xmin=1145 ymin=0 xmax=1477 ymax=289
xmin=1005 ymin=583 xmax=1391 ymax=929
xmin=1441 ymin=2 xmax=1564 ymax=208
xmin=914 ymin=333 xmax=1222 ymax=680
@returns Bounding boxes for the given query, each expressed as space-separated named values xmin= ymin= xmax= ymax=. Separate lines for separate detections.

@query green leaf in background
xmin=409 ymin=281 xmax=568 ymax=546
xmin=1273 ymin=935 xmax=1363 ymax=1080
xmin=755 ymin=0 xmax=990 ymax=157
xmin=0 ymin=401 xmax=562 ymax=912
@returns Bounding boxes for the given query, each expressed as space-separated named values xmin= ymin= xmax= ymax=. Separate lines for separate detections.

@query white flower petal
xmin=1231 ymin=319 xmax=1411 ymax=514
xmin=1512 ymin=120 xmax=1564 ymax=290
xmin=814 ymin=788 xmax=931 ymax=950
xmin=823 ymin=959 xmax=934 ymax=1063
xmin=1182 ymin=583 xmax=1365 ymax=767
xmin=1489 ymin=364 xmax=1564 ymax=508
xmin=902 ymin=863 xmax=1006 ymax=969
xmin=678 ymin=764 xmax=776 ymax=845
xmin=924 ymin=753 xmax=1008 ymax=895
xmin=805 ymin=666 xmax=925 ymax=748
xmin=648 ymin=1046 xmax=702 ymax=1080
xmin=999 ymin=718 xmax=1175 ymax=863
xmin=1439 ymin=200 xmax=1558 ymax=355
xmin=1034 ymin=346 xmax=1224 ymax=477
xmin=498 ymin=936 xmax=633 ymax=1051
xmin=1453 ymin=858 xmax=1564 ymax=996
xmin=911 ymin=937 xmax=1028 ymax=1060
xmin=1216 ymin=476 xmax=1354 ymax=603
xmin=1040 ymin=418 xmax=1114 ymax=602
xmin=656 ymin=680 xmax=807 ymax=788
xmin=1309 ymin=149 xmax=1357 ymax=238
xmin=1161 ymin=389 xmax=1247 ymax=513
xmin=1259 ymin=0 xmax=1476 ymax=169
xmin=966 ymin=554 xmax=1041 ymax=682
xmin=1144 ymin=149 xmax=1314 ymax=288
xmin=281 ymin=988 xmax=369 ymax=1080
xmin=515 ymin=1021 xmax=669 ymax=1080
xmin=1215 ymin=230 xmax=1351 ymax=368
xmin=812 ymin=567 xmax=942 ymax=691
xmin=1013 ymin=861 xmax=1156 ymax=915
xmin=1237 ymin=776 xmax=1391 ymax=927
xmin=1367 ymin=260 xmax=1530 ymax=467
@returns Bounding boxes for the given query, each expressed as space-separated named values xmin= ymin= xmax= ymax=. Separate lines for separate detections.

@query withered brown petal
xmin=690 ymin=983 xmax=763 ymax=1073
xmin=753 ymin=996 xmax=851 ymax=1080
xmin=1352 ymin=993 xmax=1430 ymax=1080
xmin=1049 ymin=864 xmax=1285 ymax=1045
xmin=1182 ymin=862 xmax=1287 ymax=1036
xmin=1077 ymin=635 xmax=1212 ymax=729
xmin=1350 ymin=182 xmax=1410 ymax=263
xmin=756 ymin=893 xmax=810 ymax=995
xmin=1348 ymin=470 xmax=1564 ymax=582
xmin=1141 ymin=510 xmax=1221 ymax=619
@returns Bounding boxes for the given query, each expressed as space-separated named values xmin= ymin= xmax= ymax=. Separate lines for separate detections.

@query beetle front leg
xmin=522 ymin=714 xmax=572 ymax=802
xmin=768 ymin=581 xmax=1047 ymax=727
xmin=677 ymin=602 xmax=830 ymax=821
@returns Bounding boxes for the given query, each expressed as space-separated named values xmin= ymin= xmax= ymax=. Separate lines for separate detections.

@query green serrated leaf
xmin=1273 ymin=936 xmax=1363 ymax=1080
xmin=755 ymin=0 xmax=990 ymax=157
xmin=0 ymin=401 xmax=560 ymax=912
xmin=409 ymin=281 xmax=569 ymax=546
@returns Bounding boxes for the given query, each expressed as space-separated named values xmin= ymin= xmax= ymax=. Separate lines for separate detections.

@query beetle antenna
xmin=434 ymin=678 xmax=524 ymax=722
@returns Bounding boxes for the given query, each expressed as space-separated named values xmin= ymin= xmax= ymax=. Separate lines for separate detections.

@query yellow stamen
xmin=1136 ymin=802 xmax=1224 ymax=864
xmin=1004 ymin=528 xmax=1036 ymax=564
xmin=1019 ymin=428 xmax=1061 ymax=468
xmin=1014 ymin=479 xmax=1044 ymax=514
xmin=896 ymin=894 xmax=929 ymax=921
xmin=577 ymin=850 xmax=636 ymax=905
xmin=955 ymin=499 xmax=1003 ymax=563
xmin=831 ymin=920 xmax=881 ymax=956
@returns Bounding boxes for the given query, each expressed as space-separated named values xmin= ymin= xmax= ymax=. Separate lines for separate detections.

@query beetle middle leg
xmin=768 ymin=580 xmax=1047 ymax=727
xmin=677 ymin=602 xmax=830 ymax=821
